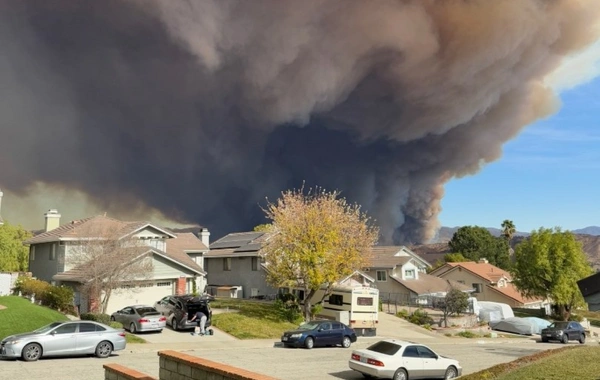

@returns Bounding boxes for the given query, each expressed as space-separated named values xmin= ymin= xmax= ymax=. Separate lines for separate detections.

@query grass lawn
xmin=211 ymin=298 xmax=298 ymax=339
xmin=0 ymin=296 xmax=69 ymax=339
xmin=460 ymin=346 xmax=600 ymax=380
xmin=125 ymin=334 xmax=147 ymax=344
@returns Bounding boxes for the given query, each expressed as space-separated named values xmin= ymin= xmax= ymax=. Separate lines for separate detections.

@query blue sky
xmin=439 ymin=76 xmax=600 ymax=233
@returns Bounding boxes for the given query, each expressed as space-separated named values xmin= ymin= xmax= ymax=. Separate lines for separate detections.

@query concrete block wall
xmin=104 ymin=350 xmax=280 ymax=380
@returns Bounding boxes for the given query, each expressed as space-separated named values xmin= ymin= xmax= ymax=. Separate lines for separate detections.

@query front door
xmin=417 ymin=345 xmax=443 ymax=378
xmin=43 ymin=324 xmax=78 ymax=356
xmin=402 ymin=345 xmax=424 ymax=379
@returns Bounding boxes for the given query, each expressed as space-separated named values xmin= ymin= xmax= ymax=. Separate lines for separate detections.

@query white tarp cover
xmin=489 ymin=317 xmax=536 ymax=335
xmin=522 ymin=317 xmax=552 ymax=334
xmin=477 ymin=301 xmax=515 ymax=322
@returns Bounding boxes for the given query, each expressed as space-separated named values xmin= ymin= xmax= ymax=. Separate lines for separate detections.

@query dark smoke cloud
xmin=1 ymin=0 xmax=599 ymax=243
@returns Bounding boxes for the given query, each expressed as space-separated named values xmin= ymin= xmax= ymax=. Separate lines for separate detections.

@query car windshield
xmin=549 ymin=322 xmax=569 ymax=329
xmin=297 ymin=322 xmax=320 ymax=331
xmin=367 ymin=341 xmax=402 ymax=355
xmin=135 ymin=307 xmax=160 ymax=316
xmin=33 ymin=322 xmax=64 ymax=334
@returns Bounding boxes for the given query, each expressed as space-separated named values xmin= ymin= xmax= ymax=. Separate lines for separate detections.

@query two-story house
xmin=577 ymin=271 xmax=600 ymax=311
xmin=429 ymin=259 xmax=547 ymax=308
xmin=24 ymin=210 xmax=209 ymax=314
xmin=205 ymin=231 xmax=277 ymax=299
xmin=367 ymin=246 xmax=471 ymax=305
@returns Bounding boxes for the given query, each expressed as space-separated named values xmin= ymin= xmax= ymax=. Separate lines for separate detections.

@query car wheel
xmin=171 ymin=318 xmax=178 ymax=332
xmin=95 ymin=341 xmax=113 ymax=358
xmin=445 ymin=366 xmax=458 ymax=379
xmin=342 ymin=336 xmax=352 ymax=348
xmin=579 ymin=333 xmax=586 ymax=344
xmin=21 ymin=343 xmax=42 ymax=362
xmin=130 ymin=323 xmax=137 ymax=334
xmin=304 ymin=336 xmax=314 ymax=349
xmin=541 ymin=337 xmax=548 ymax=343
xmin=393 ymin=368 xmax=408 ymax=380
xmin=561 ymin=334 xmax=568 ymax=344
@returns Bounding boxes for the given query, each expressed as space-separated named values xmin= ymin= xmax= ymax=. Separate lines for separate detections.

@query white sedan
xmin=349 ymin=339 xmax=462 ymax=380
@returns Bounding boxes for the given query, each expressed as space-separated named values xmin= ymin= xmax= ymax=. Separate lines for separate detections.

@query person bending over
xmin=190 ymin=311 xmax=207 ymax=335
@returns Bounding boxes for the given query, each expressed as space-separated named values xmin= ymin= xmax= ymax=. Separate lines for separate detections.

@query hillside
xmin=412 ymin=233 xmax=600 ymax=271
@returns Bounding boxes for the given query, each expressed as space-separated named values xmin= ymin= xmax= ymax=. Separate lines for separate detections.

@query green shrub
xmin=456 ymin=330 xmax=478 ymax=338
xmin=422 ymin=323 xmax=433 ymax=331
xmin=568 ymin=314 xmax=584 ymax=322
xmin=396 ymin=309 xmax=409 ymax=319
xmin=14 ymin=276 xmax=50 ymax=298
xmin=310 ymin=303 xmax=323 ymax=319
xmin=590 ymin=319 xmax=600 ymax=327
xmin=408 ymin=309 xmax=434 ymax=326
xmin=273 ymin=298 xmax=302 ymax=323
xmin=109 ymin=321 xmax=123 ymax=329
xmin=80 ymin=313 xmax=111 ymax=325
xmin=41 ymin=285 xmax=75 ymax=314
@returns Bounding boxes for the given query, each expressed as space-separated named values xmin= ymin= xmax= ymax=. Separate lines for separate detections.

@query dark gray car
xmin=541 ymin=321 xmax=586 ymax=343
xmin=154 ymin=294 xmax=212 ymax=332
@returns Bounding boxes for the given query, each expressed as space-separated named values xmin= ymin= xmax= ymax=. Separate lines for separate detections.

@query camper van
xmin=281 ymin=284 xmax=379 ymax=336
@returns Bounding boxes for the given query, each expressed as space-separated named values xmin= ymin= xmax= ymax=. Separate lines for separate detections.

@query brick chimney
xmin=44 ymin=209 xmax=61 ymax=232
xmin=199 ymin=228 xmax=210 ymax=247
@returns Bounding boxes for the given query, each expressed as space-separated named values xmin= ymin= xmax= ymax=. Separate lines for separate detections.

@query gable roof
xmin=578 ymin=271 xmax=600 ymax=297
xmin=429 ymin=261 xmax=512 ymax=283
xmin=53 ymin=246 xmax=205 ymax=282
xmin=368 ymin=246 xmax=431 ymax=269
xmin=390 ymin=272 xmax=472 ymax=296
xmin=206 ymin=231 xmax=268 ymax=257
xmin=24 ymin=215 xmax=176 ymax=245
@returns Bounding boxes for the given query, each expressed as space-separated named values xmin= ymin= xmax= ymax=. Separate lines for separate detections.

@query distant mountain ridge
xmin=432 ymin=225 xmax=600 ymax=243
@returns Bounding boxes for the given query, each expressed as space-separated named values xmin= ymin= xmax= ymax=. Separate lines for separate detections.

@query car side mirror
xmin=51 ymin=331 xmax=57 ymax=335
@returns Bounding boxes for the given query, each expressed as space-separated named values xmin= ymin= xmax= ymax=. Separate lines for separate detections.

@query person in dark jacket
xmin=190 ymin=311 xmax=207 ymax=335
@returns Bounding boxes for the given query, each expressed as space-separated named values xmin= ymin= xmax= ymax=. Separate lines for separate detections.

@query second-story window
xmin=376 ymin=270 xmax=387 ymax=282
xmin=223 ymin=257 xmax=232 ymax=271
xmin=30 ymin=246 xmax=36 ymax=261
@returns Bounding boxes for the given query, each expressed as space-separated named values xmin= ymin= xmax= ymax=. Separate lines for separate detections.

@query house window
xmin=223 ymin=257 xmax=232 ymax=271
xmin=472 ymin=283 xmax=483 ymax=293
xmin=404 ymin=269 xmax=415 ymax=279
xmin=376 ymin=270 xmax=387 ymax=282
xmin=251 ymin=257 xmax=258 ymax=271
xmin=50 ymin=244 xmax=56 ymax=261
xmin=30 ymin=246 xmax=36 ymax=261
xmin=156 ymin=281 xmax=172 ymax=287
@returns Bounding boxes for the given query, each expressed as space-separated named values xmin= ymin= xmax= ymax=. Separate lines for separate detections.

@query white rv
xmin=282 ymin=284 xmax=379 ymax=336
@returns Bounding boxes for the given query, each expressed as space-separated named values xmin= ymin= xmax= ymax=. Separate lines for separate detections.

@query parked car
xmin=281 ymin=320 xmax=357 ymax=349
xmin=0 ymin=321 xmax=126 ymax=362
xmin=153 ymin=294 xmax=212 ymax=332
xmin=110 ymin=305 xmax=166 ymax=333
xmin=349 ymin=339 xmax=462 ymax=380
xmin=541 ymin=321 xmax=586 ymax=344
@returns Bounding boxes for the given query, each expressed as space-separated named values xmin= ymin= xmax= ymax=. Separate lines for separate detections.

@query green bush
xmin=41 ymin=285 xmax=75 ymax=314
xmin=456 ymin=330 xmax=478 ymax=338
xmin=590 ymin=319 xmax=600 ymax=327
xmin=13 ymin=276 xmax=50 ymax=298
xmin=408 ymin=309 xmax=434 ymax=326
xmin=568 ymin=314 xmax=584 ymax=322
xmin=80 ymin=313 xmax=111 ymax=325
xmin=274 ymin=298 xmax=302 ymax=323
xmin=396 ymin=309 xmax=409 ymax=319
xmin=109 ymin=321 xmax=123 ymax=329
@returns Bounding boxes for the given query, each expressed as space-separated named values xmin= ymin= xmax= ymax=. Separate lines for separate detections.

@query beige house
xmin=366 ymin=246 xmax=470 ymax=305
xmin=429 ymin=260 xmax=547 ymax=308
xmin=24 ymin=211 xmax=209 ymax=314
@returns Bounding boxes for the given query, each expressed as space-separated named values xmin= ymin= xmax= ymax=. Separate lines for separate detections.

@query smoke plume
xmin=1 ymin=0 xmax=599 ymax=243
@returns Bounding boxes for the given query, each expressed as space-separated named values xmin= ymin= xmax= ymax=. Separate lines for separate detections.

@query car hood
xmin=541 ymin=327 xmax=563 ymax=332
xmin=2 ymin=332 xmax=42 ymax=342
xmin=283 ymin=329 xmax=312 ymax=335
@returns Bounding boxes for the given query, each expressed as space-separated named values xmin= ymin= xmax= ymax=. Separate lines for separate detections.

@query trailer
xmin=282 ymin=284 xmax=379 ymax=337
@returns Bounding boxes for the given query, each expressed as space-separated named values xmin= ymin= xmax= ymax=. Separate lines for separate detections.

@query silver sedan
xmin=110 ymin=305 xmax=166 ymax=333
xmin=0 ymin=321 xmax=126 ymax=362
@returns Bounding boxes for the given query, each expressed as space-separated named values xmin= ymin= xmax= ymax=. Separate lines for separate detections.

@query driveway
xmin=138 ymin=325 xmax=236 ymax=344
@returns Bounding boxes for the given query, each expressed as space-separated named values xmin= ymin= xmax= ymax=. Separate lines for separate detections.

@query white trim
xmin=121 ymin=223 xmax=177 ymax=239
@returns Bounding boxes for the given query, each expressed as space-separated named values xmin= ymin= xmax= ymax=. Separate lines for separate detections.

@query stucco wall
xmin=204 ymin=257 xmax=276 ymax=298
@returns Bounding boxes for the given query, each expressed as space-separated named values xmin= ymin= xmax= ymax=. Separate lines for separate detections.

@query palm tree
xmin=501 ymin=220 xmax=516 ymax=242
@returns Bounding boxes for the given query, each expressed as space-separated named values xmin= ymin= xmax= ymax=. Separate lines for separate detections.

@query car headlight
xmin=5 ymin=340 xmax=20 ymax=345
xmin=290 ymin=333 xmax=302 ymax=338
xmin=557 ymin=331 xmax=563 ymax=335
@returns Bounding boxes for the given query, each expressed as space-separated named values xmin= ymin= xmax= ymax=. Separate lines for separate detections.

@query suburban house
xmin=366 ymin=246 xmax=471 ymax=305
xmin=429 ymin=259 xmax=547 ymax=308
xmin=24 ymin=210 xmax=209 ymax=314
xmin=577 ymin=271 xmax=600 ymax=311
xmin=205 ymin=231 xmax=277 ymax=299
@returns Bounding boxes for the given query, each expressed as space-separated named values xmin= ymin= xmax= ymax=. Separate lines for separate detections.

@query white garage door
xmin=106 ymin=281 xmax=174 ymax=314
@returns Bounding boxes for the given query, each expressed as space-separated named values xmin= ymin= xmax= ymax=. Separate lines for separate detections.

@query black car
xmin=153 ymin=294 xmax=212 ymax=332
xmin=281 ymin=320 xmax=357 ymax=349
xmin=541 ymin=321 xmax=586 ymax=344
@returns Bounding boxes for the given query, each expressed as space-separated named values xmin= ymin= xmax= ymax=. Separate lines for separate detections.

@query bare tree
xmin=66 ymin=219 xmax=154 ymax=314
